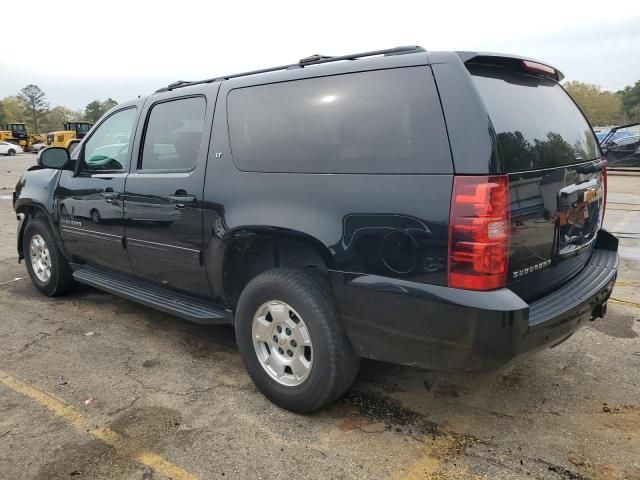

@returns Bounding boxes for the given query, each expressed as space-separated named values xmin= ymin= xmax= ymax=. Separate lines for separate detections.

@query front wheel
xmin=7 ymin=149 xmax=16 ymax=156
xmin=236 ymin=268 xmax=359 ymax=413
xmin=23 ymin=218 xmax=76 ymax=296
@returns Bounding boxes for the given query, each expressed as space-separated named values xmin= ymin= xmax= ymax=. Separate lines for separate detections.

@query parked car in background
xmin=30 ymin=143 xmax=48 ymax=153
xmin=603 ymin=134 xmax=640 ymax=167
xmin=596 ymin=130 xmax=630 ymax=143
xmin=0 ymin=141 xmax=23 ymax=156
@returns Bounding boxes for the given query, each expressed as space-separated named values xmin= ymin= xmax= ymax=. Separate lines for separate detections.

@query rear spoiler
xmin=456 ymin=52 xmax=564 ymax=82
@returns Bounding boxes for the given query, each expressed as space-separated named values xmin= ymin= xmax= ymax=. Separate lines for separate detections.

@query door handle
xmin=168 ymin=194 xmax=196 ymax=207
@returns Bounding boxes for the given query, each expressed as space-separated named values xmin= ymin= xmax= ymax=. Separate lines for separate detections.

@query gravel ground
xmin=0 ymin=154 xmax=638 ymax=480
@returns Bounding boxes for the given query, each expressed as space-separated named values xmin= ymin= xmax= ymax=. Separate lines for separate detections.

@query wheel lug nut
xmin=273 ymin=335 xmax=278 ymax=343
xmin=291 ymin=340 xmax=297 ymax=347
xmin=278 ymin=347 xmax=284 ymax=355
xmin=287 ymin=350 xmax=293 ymax=357
xmin=276 ymin=325 xmax=282 ymax=333
xmin=285 ymin=328 xmax=291 ymax=336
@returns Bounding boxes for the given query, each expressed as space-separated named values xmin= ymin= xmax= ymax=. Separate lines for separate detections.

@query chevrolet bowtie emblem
xmin=583 ymin=187 xmax=597 ymax=203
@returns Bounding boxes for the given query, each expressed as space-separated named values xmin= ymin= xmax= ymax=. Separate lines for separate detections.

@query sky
xmin=1 ymin=0 xmax=639 ymax=110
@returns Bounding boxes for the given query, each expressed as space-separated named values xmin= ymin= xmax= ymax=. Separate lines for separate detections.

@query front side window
xmin=82 ymin=108 xmax=137 ymax=172
xmin=139 ymin=97 xmax=206 ymax=171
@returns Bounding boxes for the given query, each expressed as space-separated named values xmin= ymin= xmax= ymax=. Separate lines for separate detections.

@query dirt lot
xmin=0 ymin=154 xmax=638 ymax=480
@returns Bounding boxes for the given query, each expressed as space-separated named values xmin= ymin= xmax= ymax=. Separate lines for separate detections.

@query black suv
xmin=14 ymin=46 xmax=618 ymax=413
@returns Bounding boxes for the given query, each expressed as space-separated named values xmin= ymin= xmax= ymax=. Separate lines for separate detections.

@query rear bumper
xmin=331 ymin=230 xmax=619 ymax=371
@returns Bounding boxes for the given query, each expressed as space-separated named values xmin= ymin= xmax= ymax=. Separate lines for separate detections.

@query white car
xmin=30 ymin=143 xmax=48 ymax=153
xmin=0 ymin=141 xmax=23 ymax=156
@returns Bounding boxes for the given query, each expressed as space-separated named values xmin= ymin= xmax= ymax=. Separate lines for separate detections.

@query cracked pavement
xmin=0 ymin=155 xmax=638 ymax=479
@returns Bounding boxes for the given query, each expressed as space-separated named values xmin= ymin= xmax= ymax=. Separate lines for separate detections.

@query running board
xmin=73 ymin=265 xmax=233 ymax=325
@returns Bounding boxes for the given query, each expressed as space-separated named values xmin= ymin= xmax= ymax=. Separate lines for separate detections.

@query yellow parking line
xmin=0 ymin=369 xmax=85 ymax=429
xmin=609 ymin=297 xmax=640 ymax=309
xmin=610 ymin=208 xmax=635 ymax=234
xmin=0 ymin=369 xmax=197 ymax=480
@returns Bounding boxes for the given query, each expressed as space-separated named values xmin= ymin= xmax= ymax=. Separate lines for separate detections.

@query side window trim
xmin=136 ymin=94 xmax=207 ymax=175
xmin=78 ymin=106 xmax=138 ymax=175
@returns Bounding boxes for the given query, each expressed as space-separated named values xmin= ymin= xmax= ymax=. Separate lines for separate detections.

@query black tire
xmin=8 ymin=149 xmax=16 ymax=156
xmin=23 ymin=218 xmax=76 ymax=296
xmin=236 ymin=268 xmax=360 ymax=413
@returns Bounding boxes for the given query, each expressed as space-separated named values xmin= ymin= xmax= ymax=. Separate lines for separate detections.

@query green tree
xmin=102 ymin=98 xmax=118 ymax=113
xmin=84 ymin=98 xmax=118 ymax=123
xmin=40 ymin=106 xmax=84 ymax=133
xmin=84 ymin=100 xmax=102 ymax=122
xmin=18 ymin=84 xmax=49 ymax=133
xmin=563 ymin=81 xmax=622 ymax=126
xmin=0 ymin=100 xmax=5 ymax=126
xmin=619 ymin=81 xmax=640 ymax=122
xmin=1 ymin=96 xmax=26 ymax=124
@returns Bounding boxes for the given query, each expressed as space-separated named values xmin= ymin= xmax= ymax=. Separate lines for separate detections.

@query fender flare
xmin=15 ymin=201 xmax=70 ymax=262
xmin=209 ymin=226 xmax=335 ymax=306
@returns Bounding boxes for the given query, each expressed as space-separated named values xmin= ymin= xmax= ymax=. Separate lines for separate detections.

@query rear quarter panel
xmin=202 ymin=73 xmax=454 ymax=303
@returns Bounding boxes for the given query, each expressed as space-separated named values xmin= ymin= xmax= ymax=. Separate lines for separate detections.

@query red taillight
xmin=448 ymin=175 xmax=510 ymax=290
xmin=601 ymin=159 xmax=608 ymax=226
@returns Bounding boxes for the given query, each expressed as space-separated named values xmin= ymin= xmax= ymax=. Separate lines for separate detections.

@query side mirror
xmin=37 ymin=147 xmax=70 ymax=169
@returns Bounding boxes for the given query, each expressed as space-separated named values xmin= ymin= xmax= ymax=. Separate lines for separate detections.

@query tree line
xmin=559 ymin=81 xmax=639 ymax=126
xmin=0 ymin=84 xmax=118 ymax=134
xmin=1 ymin=79 xmax=639 ymax=135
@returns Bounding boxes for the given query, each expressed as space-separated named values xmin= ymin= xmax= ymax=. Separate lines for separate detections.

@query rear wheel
xmin=236 ymin=268 xmax=359 ymax=413
xmin=23 ymin=218 xmax=76 ymax=296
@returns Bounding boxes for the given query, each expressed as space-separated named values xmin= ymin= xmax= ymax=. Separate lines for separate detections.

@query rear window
xmin=227 ymin=67 xmax=452 ymax=174
xmin=470 ymin=65 xmax=599 ymax=172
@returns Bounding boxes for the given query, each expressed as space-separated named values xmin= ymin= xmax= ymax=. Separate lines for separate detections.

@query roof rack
xmin=155 ymin=45 xmax=426 ymax=93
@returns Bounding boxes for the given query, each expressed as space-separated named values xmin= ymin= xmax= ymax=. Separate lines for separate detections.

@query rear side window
xmin=140 ymin=96 xmax=206 ymax=171
xmin=470 ymin=65 xmax=598 ymax=172
xmin=227 ymin=67 xmax=452 ymax=174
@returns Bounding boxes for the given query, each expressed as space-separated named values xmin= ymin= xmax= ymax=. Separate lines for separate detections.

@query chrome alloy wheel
xmin=29 ymin=234 xmax=51 ymax=283
xmin=252 ymin=300 xmax=313 ymax=386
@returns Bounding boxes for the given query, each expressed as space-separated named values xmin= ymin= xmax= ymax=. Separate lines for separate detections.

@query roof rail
xmin=155 ymin=45 xmax=425 ymax=93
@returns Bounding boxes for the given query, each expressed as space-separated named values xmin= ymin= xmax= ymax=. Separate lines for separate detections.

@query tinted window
xmin=470 ymin=65 xmax=598 ymax=172
xmin=227 ymin=67 xmax=452 ymax=173
xmin=140 ymin=97 xmax=206 ymax=171
xmin=82 ymin=108 xmax=137 ymax=172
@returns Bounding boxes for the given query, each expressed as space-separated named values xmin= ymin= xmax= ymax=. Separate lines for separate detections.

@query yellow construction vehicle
xmin=46 ymin=121 xmax=94 ymax=149
xmin=29 ymin=133 xmax=47 ymax=145
xmin=0 ymin=123 xmax=29 ymax=149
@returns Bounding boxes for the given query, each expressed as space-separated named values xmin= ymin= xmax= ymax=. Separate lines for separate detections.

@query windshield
xmin=470 ymin=65 xmax=599 ymax=172
xmin=12 ymin=124 xmax=26 ymax=133
xmin=76 ymin=123 xmax=92 ymax=134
